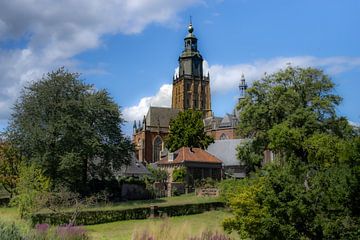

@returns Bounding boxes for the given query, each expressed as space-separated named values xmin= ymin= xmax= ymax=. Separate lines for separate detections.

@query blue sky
xmin=0 ymin=0 xmax=359 ymax=136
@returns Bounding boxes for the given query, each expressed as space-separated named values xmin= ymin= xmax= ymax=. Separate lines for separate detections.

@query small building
xmin=157 ymin=147 xmax=222 ymax=184
xmin=117 ymin=154 xmax=150 ymax=178
xmin=206 ymin=139 xmax=248 ymax=178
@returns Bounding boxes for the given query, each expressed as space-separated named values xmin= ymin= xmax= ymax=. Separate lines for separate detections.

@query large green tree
xmin=223 ymin=67 xmax=360 ymax=239
xmin=6 ymin=68 xmax=133 ymax=192
xmin=165 ymin=110 xmax=214 ymax=152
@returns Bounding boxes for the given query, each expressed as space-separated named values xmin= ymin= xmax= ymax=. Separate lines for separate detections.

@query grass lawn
xmin=37 ymin=193 xmax=221 ymax=213
xmin=86 ymin=210 xmax=235 ymax=240
xmin=0 ymin=194 xmax=232 ymax=239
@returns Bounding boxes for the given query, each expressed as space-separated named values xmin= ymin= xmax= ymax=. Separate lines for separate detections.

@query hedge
xmin=30 ymin=202 xmax=225 ymax=226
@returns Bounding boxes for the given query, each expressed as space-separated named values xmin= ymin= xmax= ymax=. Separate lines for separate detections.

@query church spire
xmin=239 ymin=73 xmax=248 ymax=100
xmin=172 ymin=19 xmax=212 ymax=117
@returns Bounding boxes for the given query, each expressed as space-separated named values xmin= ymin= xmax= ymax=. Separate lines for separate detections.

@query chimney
xmin=168 ymin=152 xmax=175 ymax=162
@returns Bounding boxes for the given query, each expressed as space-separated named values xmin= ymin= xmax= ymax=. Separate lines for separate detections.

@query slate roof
xmin=206 ymin=139 xmax=248 ymax=166
xmin=119 ymin=154 xmax=150 ymax=177
xmin=158 ymin=147 xmax=222 ymax=165
xmin=145 ymin=107 xmax=180 ymax=127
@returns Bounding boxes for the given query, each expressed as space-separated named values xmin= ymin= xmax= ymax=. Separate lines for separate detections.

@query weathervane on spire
xmin=188 ymin=16 xmax=194 ymax=33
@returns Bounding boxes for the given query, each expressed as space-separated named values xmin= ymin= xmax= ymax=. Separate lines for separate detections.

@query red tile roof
xmin=158 ymin=147 xmax=222 ymax=165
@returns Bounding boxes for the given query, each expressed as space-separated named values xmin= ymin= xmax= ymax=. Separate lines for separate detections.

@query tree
xmin=224 ymin=67 xmax=360 ymax=239
xmin=6 ymin=68 xmax=133 ymax=192
xmin=0 ymin=142 xmax=21 ymax=198
xmin=11 ymin=163 xmax=51 ymax=218
xmin=165 ymin=110 xmax=214 ymax=152
xmin=237 ymin=66 xmax=352 ymax=171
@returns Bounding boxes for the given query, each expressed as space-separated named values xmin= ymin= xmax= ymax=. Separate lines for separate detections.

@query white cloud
xmin=0 ymin=0 xmax=201 ymax=122
xmin=204 ymin=56 xmax=360 ymax=93
xmin=123 ymin=84 xmax=172 ymax=122
xmin=349 ymin=121 xmax=360 ymax=127
xmin=125 ymin=55 xmax=360 ymax=123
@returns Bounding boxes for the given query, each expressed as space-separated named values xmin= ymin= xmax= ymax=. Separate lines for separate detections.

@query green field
xmin=86 ymin=210 xmax=234 ymax=240
xmin=0 ymin=194 xmax=235 ymax=239
xmin=37 ymin=193 xmax=221 ymax=213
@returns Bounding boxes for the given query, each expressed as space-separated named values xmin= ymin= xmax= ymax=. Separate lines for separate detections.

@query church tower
xmin=172 ymin=21 xmax=212 ymax=117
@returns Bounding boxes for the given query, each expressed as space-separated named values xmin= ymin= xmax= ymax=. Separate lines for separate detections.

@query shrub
xmin=31 ymin=202 xmax=225 ymax=226
xmin=217 ymin=179 xmax=243 ymax=203
xmin=10 ymin=163 xmax=51 ymax=218
xmin=0 ymin=221 xmax=22 ymax=240
xmin=172 ymin=167 xmax=187 ymax=183
xmin=195 ymin=178 xmax=218 ymax=189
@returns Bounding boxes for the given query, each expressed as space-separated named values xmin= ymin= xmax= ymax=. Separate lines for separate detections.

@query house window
xmin=153 ymin=136 xmax=163 ymax=162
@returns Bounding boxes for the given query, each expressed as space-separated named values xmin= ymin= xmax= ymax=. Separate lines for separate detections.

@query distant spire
xmin=239 ymin=73 xmax=248 ymax=100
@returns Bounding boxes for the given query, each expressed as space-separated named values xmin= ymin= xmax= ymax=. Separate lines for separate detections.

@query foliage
xmin=0 ymin=221 xmax=22 ymax=240
xmin=225 ymin=67 xmax=360 ymax=239
xmin=172 ymin=167 xmax=187 ymax=182
xmin=218 ymin=179 xmax=244 ymax=203
xmin=146 ymin=165 xmax=168 ymax=183
xmin=30 ymin=202 xmax=224 ymax=226
xmin=38 ymin=186 xmax=106 ymax=225
xmin=11 ymin=163 xmax=51 ymax=219
xmin=0 ymin=142 xmax=22 ymax=198
xmin=195 ymin=177 xmax=218 ymax=189
xmin=165 ymin=110 xmax=214 ymax=152
xmin=6 ymin=67 xmax=133 ymax=193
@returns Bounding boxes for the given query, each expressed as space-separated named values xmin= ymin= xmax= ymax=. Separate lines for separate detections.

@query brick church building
xmin=133 ymin=22 xmax=248 ymax=163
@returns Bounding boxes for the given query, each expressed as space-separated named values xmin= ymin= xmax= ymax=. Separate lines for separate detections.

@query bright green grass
xmin=0 ymin=207 xmax=31 ymax=235
xmin=94 ymin=193 xmax=220 ymax=210
xmin=86 ymin=210 xmax=235 ymax=240
xmin=38 ymin=193 xmax=221 ymax=213
xmin=1 ymin=194 xmax=230 ymax=239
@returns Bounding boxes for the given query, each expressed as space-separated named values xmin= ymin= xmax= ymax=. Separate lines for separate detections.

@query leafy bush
xmin=10 ymin=163 xmax=51 ymax=218
xmin=0 ymin=221 xmax=22 ymax=240
xmin=172 ymin=167 xmax=186 ymax=183
xmin=31 ymin=202 xmax=225 ymax=226
xmin=218 ymin=179 xmax=244 ymax=203
xmin=195 ymin=178 xmax=218 ymax=189
xmin=146 ymin=165 xmax=168 ymax=183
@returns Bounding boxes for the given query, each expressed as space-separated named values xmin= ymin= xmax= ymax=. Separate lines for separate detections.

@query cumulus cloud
xmin=0 ymin=0 xmax=201 ymax=122
xmin=123 ymin=55 xmax=360 ymax=123
xmin=123 ymin=84 xmax=172 ymax=122
xmin=206 ymin=56 xmax=360 ymax=93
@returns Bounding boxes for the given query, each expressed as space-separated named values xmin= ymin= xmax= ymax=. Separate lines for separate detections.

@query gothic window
xmin=153 ymin=136 xmax=163 ymax=162
xmin=220 ymin=133 xmax=228 ymax=140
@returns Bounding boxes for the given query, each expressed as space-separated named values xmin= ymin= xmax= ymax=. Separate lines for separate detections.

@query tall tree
xmin=6 ymin=68 xmax=133 ymax=192
xmin=223 ymin=67 xmax=360 ymax=239
xmin=0 ymin=141 xmax=21 ymax=198
xmin=237 ymin=66 xmax=352 ymax=171
xmin=165 ymin=110 xmax=214 ymax=152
